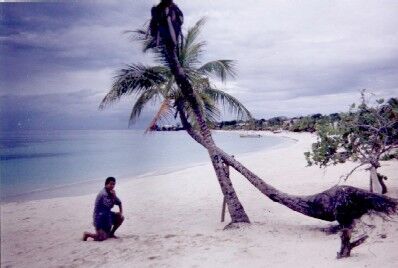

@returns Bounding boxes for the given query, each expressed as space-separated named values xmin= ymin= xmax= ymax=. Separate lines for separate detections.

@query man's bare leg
xmin=83 ymin=231 xmax=95 ymax=241
xmin=109 ymin=213 xmax=124 ymax=238
xmin=83 ymin=229 xmax=108 ymax=241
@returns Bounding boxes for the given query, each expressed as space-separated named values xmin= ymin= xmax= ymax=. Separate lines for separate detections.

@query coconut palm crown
xmin=100 ymin=18 xmax=252 ymax=130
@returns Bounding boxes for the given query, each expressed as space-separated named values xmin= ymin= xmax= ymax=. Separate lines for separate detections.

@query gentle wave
xmin=0 ymin=152 xmax=71 ymax=161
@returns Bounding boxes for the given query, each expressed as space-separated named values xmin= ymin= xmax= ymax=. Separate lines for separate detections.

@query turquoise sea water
xmin=0 ymin=130 xmax=290 ymax=202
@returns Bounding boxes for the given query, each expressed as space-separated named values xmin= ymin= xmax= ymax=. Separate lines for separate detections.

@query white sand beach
xmin=1 ymin=131 xmax=398 ymax=268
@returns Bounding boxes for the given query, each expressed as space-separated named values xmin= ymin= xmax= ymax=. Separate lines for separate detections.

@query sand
xmin=1 ymin=131 xmax=398 ymax=268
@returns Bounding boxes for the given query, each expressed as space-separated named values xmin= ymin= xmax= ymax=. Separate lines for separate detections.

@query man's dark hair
xmin=160 ymin=0 xmax=173 ymax=6
xmin=105 ymin=177 xmax=116 ymax=185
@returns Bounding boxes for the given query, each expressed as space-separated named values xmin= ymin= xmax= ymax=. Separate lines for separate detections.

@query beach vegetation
xmin=305 ymin=90 xmax=398 ymax=194
xmin=213 ymin=113 xmax=343 ymax=133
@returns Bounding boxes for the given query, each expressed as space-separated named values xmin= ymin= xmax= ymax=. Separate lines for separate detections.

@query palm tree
xmin=100 ymin=18 xmax=252 ymax=225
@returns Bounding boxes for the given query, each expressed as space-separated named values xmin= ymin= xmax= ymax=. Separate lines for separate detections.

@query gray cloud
xmin=0 ymin=89 xmax=157 ymax=130
xmin=1 ymin=0 xmax=397 ymax=130
xmin=0 ymin=1 xmax=151 ymax=94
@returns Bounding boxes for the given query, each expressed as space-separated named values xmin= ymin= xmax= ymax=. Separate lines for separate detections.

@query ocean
xmin=0 ymin=130 xmax=291 ymax=202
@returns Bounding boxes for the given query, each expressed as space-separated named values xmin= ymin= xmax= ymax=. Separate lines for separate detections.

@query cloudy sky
xmin=1 ymin=0 xmax=397 ymax=130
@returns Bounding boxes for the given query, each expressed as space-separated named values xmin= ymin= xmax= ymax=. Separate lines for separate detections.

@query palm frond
xmin=179 ymin=17 xmax=207 ymax=67
xmin=100 ymin=64 xmax=167 ymax=109
xmin=125 ymin=28 xmax=168 ymax=65
xmin=205 ymin=87 xmax=252 ymax=120
xmin=184 ymin=91 xmax=220 ymax=129
xmin=129 ymin=87 xmax=161 ymax=126
xmin=184 ymin=17 xmax=207 ymax=50
xmin=182 ymin=41 xmax=206 ymax=68
xmin=200 ymin=92 xmax=221 ymax=123
xmin=123 ymin=19 xmax=158 ymax=53
xmin=199 ymin=60 xmax=237 ymax=82
xmin=184 ymin=72 xmax=210 ymax=92
xmin=124 ymin=29 xmax=147 ymax=41
xmin=146 ymin=98 xmax=175 ymax=132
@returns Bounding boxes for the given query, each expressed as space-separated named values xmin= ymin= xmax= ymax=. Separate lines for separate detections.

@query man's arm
xmin=95 ymin=191 xmax=106 ymax=209
xmin=149 ymin=6 xmax=159 ymax=38
xmin=111 ymin=190 xmax=123 ymax=215
xmin=176 ymin=5 xmax=183 ymax=25
xmin=118 ymin=203 xmax=123 ymax=215
xmin=115 ymin=197 xmax=123 ymax=215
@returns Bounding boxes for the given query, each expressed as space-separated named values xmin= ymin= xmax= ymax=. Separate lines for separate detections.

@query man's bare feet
xmin=82 ymin=232 xmax=89 ymax=241
xmin=109 ymin=233 xmax=118 ymax=239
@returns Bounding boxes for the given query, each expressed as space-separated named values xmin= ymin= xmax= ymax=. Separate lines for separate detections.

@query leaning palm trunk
xmin=176 ymin=104 xmax=249 ymax=225
xmin=163 ymin=45 xmax=250 ymax=224
xmin=178 ymin=109 xmax=312 ymax=215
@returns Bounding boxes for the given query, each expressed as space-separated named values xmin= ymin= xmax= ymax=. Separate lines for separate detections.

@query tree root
xmin=337 ymin=228 xmax=369 ymax=259
xmin=351 ymin=235 xmax=369 ymax=248
xmin=223 ymin=222 xmax=251 ymax=230
xmin=320 ymin=224 xmax=341 ymax=235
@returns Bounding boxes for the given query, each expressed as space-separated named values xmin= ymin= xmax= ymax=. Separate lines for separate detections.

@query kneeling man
xmin=83 ymin=177 xmax=124 ymax=241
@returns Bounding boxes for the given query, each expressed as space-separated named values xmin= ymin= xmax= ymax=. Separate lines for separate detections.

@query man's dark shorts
xmin=95 ymin=211 xmax=118 ymax=233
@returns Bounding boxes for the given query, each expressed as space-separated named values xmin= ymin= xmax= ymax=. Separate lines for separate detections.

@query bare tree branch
xmin=340 ymin=162 xmax=369 ymax=181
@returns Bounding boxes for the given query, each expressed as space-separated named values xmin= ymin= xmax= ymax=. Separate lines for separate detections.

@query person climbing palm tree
xmin=149 ymin=0 xmax=183 ymax=49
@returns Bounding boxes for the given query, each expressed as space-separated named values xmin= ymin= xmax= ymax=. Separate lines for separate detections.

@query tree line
xmin=214 ymin=97 xmax=397 ymax=135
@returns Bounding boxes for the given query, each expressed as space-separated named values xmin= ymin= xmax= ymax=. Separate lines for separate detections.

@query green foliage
xmin=267 ymin=116 xmax=286 ymax=126
xmin=305 ymin=124 xmax=342 ymax=167
xmin=290 ymin=116 xmax=316 ymax=132
xmin=305 ymin=91 xmax=398 ymax=173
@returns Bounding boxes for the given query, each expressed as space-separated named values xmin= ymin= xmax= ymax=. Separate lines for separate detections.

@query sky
xmin=1 ymin=0 xmax=397 ymax=130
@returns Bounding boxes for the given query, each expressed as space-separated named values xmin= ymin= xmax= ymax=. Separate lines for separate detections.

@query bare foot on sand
xmin=109 ymin=234 xmax=118 ymax=239
xmin=82 ymin=232 xmax=89 ymax=241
